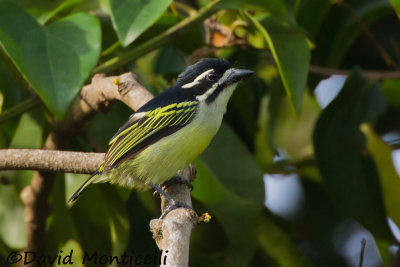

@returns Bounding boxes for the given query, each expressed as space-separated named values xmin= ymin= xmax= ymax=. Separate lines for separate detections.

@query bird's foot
xmin=159 ymin=201 xmax=192 ymax=219
xmin=162 ymin=175 xmax=194 ymax=191
xmin=153 ymin=175 xmax=193 ymax=198
xmin=151 ymin=184 xmax=193 ymax=219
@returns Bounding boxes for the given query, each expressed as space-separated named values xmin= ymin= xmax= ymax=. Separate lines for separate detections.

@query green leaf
xmin=313 ymin=70 xmax=393 ymax=242
xmin=109 ymin=0 xmax=172 ymax=46
xmin=46 ymin=174 xmax=77 ymax=256
xmin=0 ymin=1 xmax=101 ymax=117
xmin=200 ymin=124 xmax=265 ymax=205
xmin=37 ymin=0 xmax=83 ymax=25
xmin=9 ymin=110 xmax=44 ymax=191
xmin=217 ymin=0 xmax=287 ymax=17
xmin=191 ymin=124 xmax=264 ymax=266
xmin=273 ymin=91 xmax=320 ymax=160
xmin=256 ymin=215 xmax=313 ymax=267
xmin=246 ymin=14 xmax=310 ymax=114
xmin=66 ymin=173 xmax=130 ymax=266
xmin=0 ymin=185 xmax=26 ymax=249
xmin=361 ymin=124 xmax=400 ymax=231
xmin=296 ymin=0 xmax=332 ymax=35
xmin=381 ymin=79 xmax=400 ymax=109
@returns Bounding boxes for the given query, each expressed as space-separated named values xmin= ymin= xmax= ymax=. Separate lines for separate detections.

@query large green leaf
xmin=361 ymin=125 xmax=400 ymax=231
xmin=0 ymin=0 xmax=101 ymax=117
xmin=313 ymin=71 xmax=393 ymax=242
xmin=191 ymin=123 xmax=264 ymax=266
xmin=109 ymin=0 xmax=172 ymax=47
xmin=247 ymin=14 xmax=310 ymax=114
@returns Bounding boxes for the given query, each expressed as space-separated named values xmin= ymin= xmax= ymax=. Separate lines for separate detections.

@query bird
xmin=69 ymin=58 xmax=253 ymax=215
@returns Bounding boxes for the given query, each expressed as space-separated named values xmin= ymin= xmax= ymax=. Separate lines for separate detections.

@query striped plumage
xmin=69 ymin=58 xmax=253 ymax=202
xmin=104 ymin=101 xmax=198 ymax=168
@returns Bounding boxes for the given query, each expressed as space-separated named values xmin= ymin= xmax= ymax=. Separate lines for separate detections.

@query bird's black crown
xmin=176 ymin=58 xmax=231 ymax=86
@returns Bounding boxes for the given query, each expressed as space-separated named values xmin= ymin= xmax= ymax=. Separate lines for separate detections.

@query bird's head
xmin=176 ymin=58 xmax=253 ymax=105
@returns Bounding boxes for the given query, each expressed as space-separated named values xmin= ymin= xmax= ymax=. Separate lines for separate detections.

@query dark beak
xmin=227 ymin=69 xmax=254 ymax=85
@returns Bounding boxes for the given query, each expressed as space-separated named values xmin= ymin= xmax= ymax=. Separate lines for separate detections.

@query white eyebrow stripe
xmin=196 ymin=68 xmax=234 ymax=102
xmin=182 ymin=69 xmax=214 ymax=89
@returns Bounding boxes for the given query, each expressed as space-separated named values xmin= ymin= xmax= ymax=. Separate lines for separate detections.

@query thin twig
xmin=359 ymin=238 xmax=367 ymax=267
xmin=0 ymin=96 xmax=42 ymax=124
xmin=309 ymin=65 xmax=400 ymax=80
xmin=338 ymin=2 xmax=399 ymax=69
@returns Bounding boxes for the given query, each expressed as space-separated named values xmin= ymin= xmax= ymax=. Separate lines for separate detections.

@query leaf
xmin=66 ymin=173 xmax=130 ymax=265
xmin=389 ymin=0 xmax=400 ymax=19
xmin=154 ymin=45 xmax=186 ymax=75
xmin=67 ymin=174 xmax=113 ymax=260
xmin=109 ymin=0 xmax=172 ymax=46
xmin=313 ymin=70 xmax=393 ymax=242
xmin=296 ymin=0 xmax=332 ymax=35
xmin=9 ymin=110 xmax=44 ymax=191
xmin=217 ymin=0 xmax=287 ymax=17
xmin=361 ymin=124 xmax=400 ymax=230
xmin=257 ymin=215 xmax=313 ymax=267
xmin=0 ymin=0 xmax=101 ymax=117
xmin=315 ymin=0 xmax=391 ymax=66
xmin=199 ymin=124 xmax=265 ymax=205
xmin=0 ymin=185 xmax=26 ymax=249
xmin=381 ymin=79 xmax=400 ymax=109
xmin=246 ymin=14 xmax=310 ymax=114
xmin=37 ymin=0 xmax=83 ymax=25
xmin=191 ymin=123 xmax=264 ymax=266
xmin=254 ymin=95 xmax=274 ymax=169
xmin=273 ymin=91 xmax=320 ymax=160
xmin=46 ymin=174 xmax=78 ymax=257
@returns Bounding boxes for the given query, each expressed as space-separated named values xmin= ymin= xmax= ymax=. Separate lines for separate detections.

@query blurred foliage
xmin=0 ymin=0 xmax=400 ymax=266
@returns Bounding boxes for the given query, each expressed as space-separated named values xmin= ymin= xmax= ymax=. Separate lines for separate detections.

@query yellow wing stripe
xmin=113 ymin=106 xmax=196 ymax=160
xmin=104 ymin=101 xmax=197 ymax=166
xmin=108 ymin=102 xmax=196 ymax=156
xmin=108 ymin=107 xmax=195 ymax=165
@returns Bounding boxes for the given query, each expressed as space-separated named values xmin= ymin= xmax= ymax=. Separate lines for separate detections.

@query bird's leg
xmin=161 ymin=175 xmax=194 ymax=191
xmin=151 ymin=184 xmax=192 ymax=219
xmin=153 ymin=175 xmax=193 ymax=198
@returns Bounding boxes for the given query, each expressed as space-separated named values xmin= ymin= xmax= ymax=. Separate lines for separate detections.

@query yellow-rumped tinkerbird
xmin=69 ymin=58 xmax=253 ymax=216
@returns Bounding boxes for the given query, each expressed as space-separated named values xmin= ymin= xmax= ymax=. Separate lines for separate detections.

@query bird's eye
xmin=206 ymin=73 xmax=217 ymax=82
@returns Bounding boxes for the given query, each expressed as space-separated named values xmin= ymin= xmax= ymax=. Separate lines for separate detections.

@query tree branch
xmin=0 ymin=149 xmax=103 ymax=173
xmin=150 ymin=164 xmax=198 ymax=267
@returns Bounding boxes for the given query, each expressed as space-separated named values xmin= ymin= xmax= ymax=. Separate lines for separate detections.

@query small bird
xmin=69 ymin=58 xmax=253 ymax=214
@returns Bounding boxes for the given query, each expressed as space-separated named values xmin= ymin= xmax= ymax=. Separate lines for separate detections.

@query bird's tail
xmin=68 ymin=171 xmax=101 ymax=203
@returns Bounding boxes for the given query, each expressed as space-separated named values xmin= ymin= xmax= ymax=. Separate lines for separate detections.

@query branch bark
xmin=0 ymin=149 xmax=103 ymax=173
xmin=150 ymin=164 xmax=198 ymax=267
